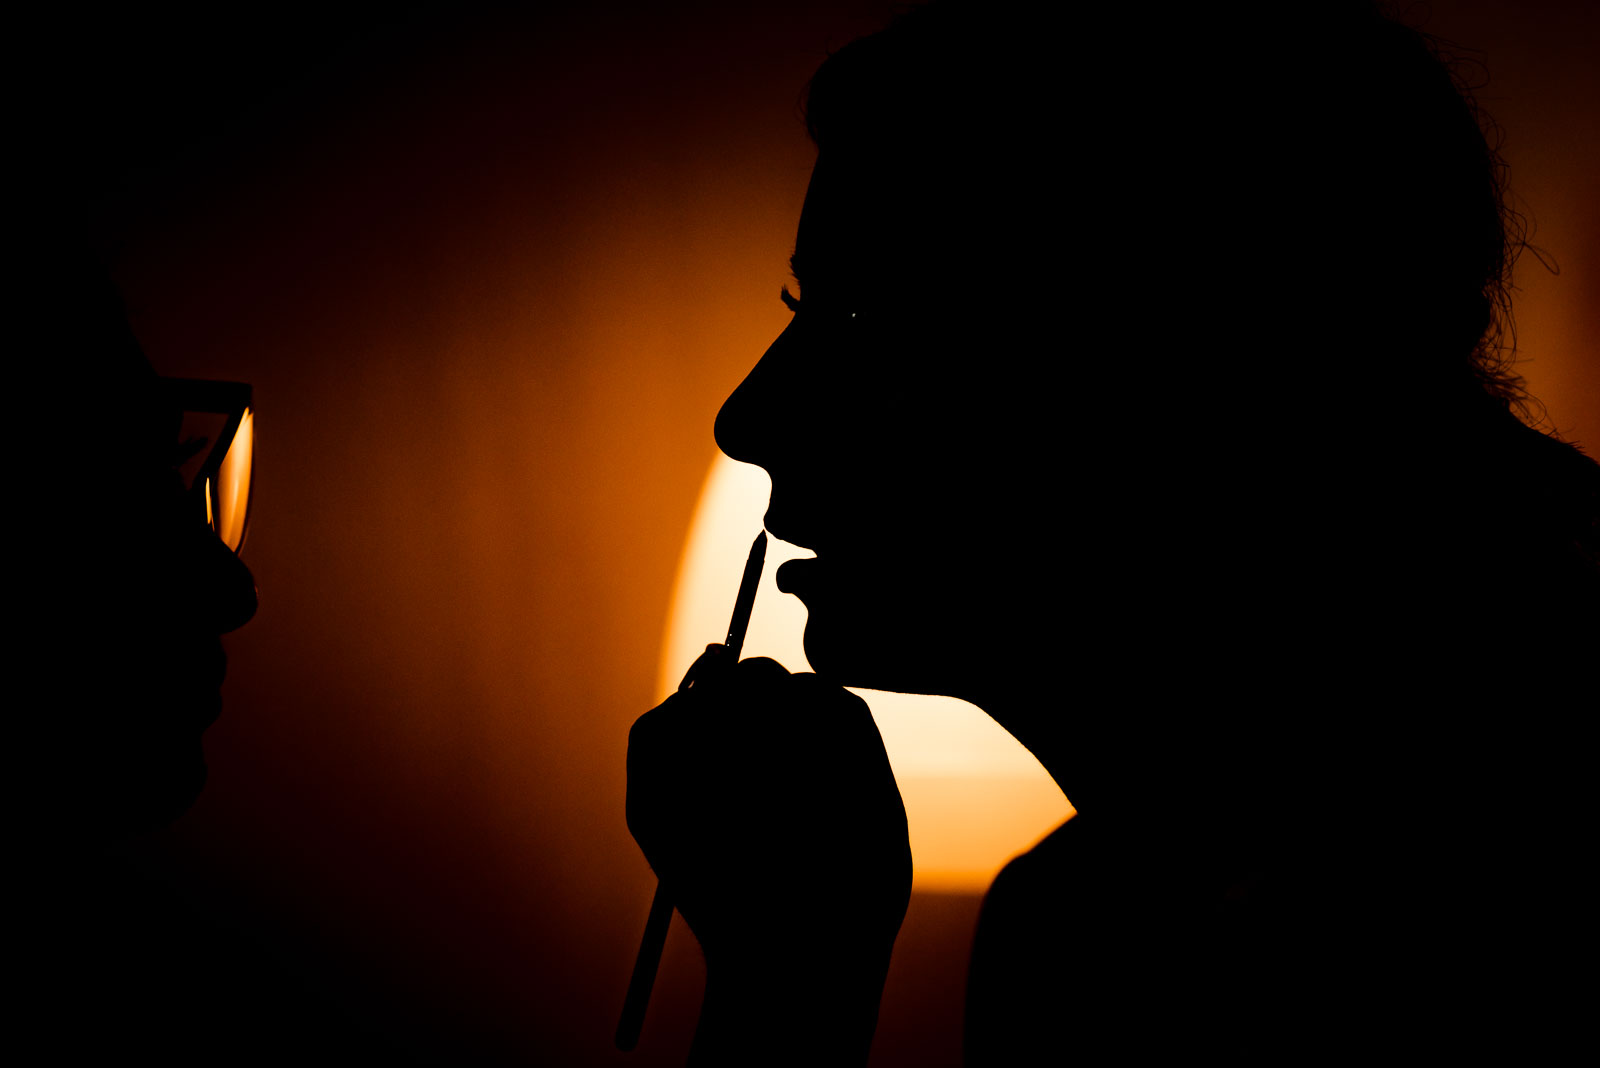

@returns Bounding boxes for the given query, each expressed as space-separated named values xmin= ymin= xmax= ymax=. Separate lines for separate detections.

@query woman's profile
xmin=628 ymin=2 xmax=1599 ymax=1062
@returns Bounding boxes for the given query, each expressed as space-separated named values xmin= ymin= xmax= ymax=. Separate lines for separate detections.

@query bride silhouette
xmin=628 ymin=2 xmax=1600 ymax=1062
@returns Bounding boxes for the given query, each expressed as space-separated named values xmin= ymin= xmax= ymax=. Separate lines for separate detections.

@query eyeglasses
xmin=162 ymin=378 xmax=255 ymax=554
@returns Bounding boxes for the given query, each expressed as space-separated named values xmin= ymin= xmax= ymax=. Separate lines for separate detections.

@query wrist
xmin=691 ymin=943 xmax=895 ymax=1067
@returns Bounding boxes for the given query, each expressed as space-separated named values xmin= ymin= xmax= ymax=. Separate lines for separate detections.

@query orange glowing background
xmin=90 ymin=3 xmax=1596 ymax=1065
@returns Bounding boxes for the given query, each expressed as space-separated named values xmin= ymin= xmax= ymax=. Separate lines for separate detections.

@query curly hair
xmin=1414 ymin=23 xmax=1535 ymax=417
xmin=800 ymin=1 xmax=1534 ymax=416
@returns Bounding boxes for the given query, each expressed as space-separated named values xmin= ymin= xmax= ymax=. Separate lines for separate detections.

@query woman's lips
xmin=775 ymin=556 xmax=821 ymax=600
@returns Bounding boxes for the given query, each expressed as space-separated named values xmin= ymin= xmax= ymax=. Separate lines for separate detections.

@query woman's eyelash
xmin=780 ymin=286 xmax=861 ymax=322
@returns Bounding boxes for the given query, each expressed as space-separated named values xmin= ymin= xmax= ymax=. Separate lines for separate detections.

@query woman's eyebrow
xmin=788 ymin=252 xmax=807 ymax=287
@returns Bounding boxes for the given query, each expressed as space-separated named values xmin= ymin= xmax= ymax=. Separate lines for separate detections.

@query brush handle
xmin=616 ymin=531 xmax=768 ymax=1051
xmin=615 ymin=882 xmax=674 ymax=1051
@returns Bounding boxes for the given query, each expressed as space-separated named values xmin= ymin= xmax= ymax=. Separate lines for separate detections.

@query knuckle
xmin=627 ymin=709 xmax=657 ymax=754
xmin=628 ymin=692 xmax=685 ymax=746
xmin=732 ymin=656 xmax=790 ymax=684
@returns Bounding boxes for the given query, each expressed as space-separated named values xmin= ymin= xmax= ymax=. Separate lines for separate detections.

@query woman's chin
xmin=801 ymin=614 xmax=958 ymax=697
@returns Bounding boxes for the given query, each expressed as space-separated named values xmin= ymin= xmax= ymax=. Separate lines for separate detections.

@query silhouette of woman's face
xmin=717 ymin=155 xmax=1048 ymax=700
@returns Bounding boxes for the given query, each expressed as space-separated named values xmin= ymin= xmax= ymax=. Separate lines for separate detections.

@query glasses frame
xmin=160 ymin=377 xmax=254 ymax=554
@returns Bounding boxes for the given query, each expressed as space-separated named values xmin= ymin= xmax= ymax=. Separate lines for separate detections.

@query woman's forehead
xmin=793 ymin=155 xmax=935 ymax=303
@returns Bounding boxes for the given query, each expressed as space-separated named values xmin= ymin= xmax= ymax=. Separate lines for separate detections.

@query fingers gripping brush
xmin=616 ymin=532 xmax=767 ymax=1051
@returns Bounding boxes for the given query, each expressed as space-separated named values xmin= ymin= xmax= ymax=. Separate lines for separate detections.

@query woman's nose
xmin=714 ymin=319 xmax=798 ymax=469
xmin=713 ymin=372 xmax=760 ymax=467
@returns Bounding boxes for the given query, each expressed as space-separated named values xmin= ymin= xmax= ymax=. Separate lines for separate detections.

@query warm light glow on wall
xmin=661 ymin=455 xmax=1074 ymax=892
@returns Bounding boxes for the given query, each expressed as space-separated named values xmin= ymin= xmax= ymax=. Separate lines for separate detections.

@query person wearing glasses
xmin=18 ymin=255 xmax=257 ymax=850
xmin=16 ymin=251 xmax=276 ymax=1062
xmin=626 ymin=2 xmax=1599 ymax=1064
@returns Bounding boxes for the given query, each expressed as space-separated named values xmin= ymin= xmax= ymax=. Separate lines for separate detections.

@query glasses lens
xmin=165 ymin=380 xmax=254 ymax=555
xmin=210 ymin=407 xmax=253 ymax=553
